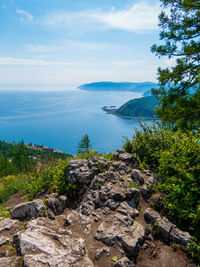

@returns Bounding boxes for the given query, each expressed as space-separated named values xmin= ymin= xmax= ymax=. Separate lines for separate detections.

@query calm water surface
xmin=0 ymin=89 xmax=146 ymax=155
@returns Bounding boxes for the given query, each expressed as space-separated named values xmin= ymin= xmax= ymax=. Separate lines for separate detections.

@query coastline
xmin=104 ymin=109 xmax=158 ymax=120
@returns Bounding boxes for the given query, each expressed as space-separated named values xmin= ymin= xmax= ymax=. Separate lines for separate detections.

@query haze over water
xmin=0 ymin=89 xmax=144 ymax=155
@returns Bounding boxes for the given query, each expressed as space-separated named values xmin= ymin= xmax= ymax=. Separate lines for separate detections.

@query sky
xmin=0 ymin=0 xmax=168 ymax=90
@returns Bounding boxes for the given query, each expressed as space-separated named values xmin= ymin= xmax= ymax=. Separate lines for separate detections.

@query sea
xmin=0 ymin=89 xmax=147 ymax=155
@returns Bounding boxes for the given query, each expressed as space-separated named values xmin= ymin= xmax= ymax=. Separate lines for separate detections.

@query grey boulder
xmin=10 ymin=199 xmax=45 ymax=220
xmin=158 ymin=217 xmax=191 ymax=245
xmin=114 ymin=257 xmax=136 ymax=267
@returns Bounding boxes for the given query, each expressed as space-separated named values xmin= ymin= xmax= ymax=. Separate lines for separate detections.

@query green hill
xmin=79 ymin=81 xmax=158 ymax=93
xmin=115 ymin=96 xmax=158 ymax=119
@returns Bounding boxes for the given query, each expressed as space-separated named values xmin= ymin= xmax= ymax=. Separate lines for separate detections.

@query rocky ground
xmin=0 ymin=150 xmax=196 ymax=267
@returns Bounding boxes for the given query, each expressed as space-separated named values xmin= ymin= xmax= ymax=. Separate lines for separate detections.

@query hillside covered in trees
xmin=115 ymin=96 xmax=158 ymax=119
xmin=79 ymin=81 xmax=158 ymax=93
xmin=0 ymin=140 xmax=70 ymax=178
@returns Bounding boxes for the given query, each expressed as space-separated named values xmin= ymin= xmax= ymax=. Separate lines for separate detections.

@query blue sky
xmin=0 ymin=0 xmax=169 ymax=89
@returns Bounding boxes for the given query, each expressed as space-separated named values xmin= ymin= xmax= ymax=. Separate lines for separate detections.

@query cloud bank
xmin=0 ymin=57 xmax=72 ymax=66
xmin=43 ymin=2 xmax=160 ymax=33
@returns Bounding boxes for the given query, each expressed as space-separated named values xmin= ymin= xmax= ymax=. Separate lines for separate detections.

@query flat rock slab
xmin=0 ymin=219 xmax=17 ymax=232
xmin=0 ymin=236 xmax=10 ymax=246
xmin=0 ymin=256 xmax=22 ymax=267
xmin=23 ymin=253 xmax=94 ymax=267
xmin=158 ymin=217 xmax=191 ymax=245
xmin=13 ymin=217 xmax=92 ymax=266
xmin=95 ymin=214 xmax=145 ymax=259
xmin=144 ymin=209 xmax=191 ymax=245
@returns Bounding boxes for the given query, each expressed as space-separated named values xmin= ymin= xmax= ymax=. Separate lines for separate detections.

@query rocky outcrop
xmin=113 ymin=149 xmax=139 ymax=167
xmin=66 ymin=157 xmax=107 ymax=185
xmin=0 ymin=150 xmax=194 ymax=267
xmin=131 ymin=169 xmax=144 ymax=185
xmin=95 ymin=216 xmax=145 ymax=259
xmin=46 ymin=195 xmax=67 ymax=215
xmin=144 ymin=208 xmax=191 ymax=245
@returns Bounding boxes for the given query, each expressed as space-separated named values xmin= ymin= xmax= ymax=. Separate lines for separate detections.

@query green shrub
xmin=76 ymin=149 xmax=99 ymax=159
xmin=157 ymin=131 xmax=200 ymax=237
xmin=94 ymin=162 xmax=108 ymax=173
xmin=0 ymin=175 xmax=30 ymax=203
xmin=24 ymin=157 xmax=84 ymax=199
xmin=95 ymin=182 xmax=102 ymax=189
xmin=171 ymin=242 xmax=179 ymax=251
xmin=25 ymin=159 xmax=70 ymax=200
xmin=123 ymin=136 xmax=134 ymax=154
xmin=129 ymin=182 xmax=138 ymax=188
xmin=151 ymin=222 xmax=159 ymax=237
xmin=0 ymin=205 xmax=10 ymax=220
xmin=186 ymin=238 xmax=200 ymax=264
xmin=132 ymin=122 xmax=175 ymax=168
xmin=53 ymin=159 xmax=70 ymax=195
xmin=102 ymin=152 xmax=113 ymax=161
xmin=65 ymin=183 xmax=83 ymax=197
xmin=25 ymin=164 xmax=55 ymax=200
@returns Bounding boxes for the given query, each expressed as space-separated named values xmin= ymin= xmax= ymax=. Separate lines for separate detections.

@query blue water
xmin=0 ymin=89 xmax=145 ymax=155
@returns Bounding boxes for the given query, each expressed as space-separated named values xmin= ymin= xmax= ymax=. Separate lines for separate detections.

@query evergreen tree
xmin=77 ymin=134 xmax=91 ymax=153
xmin=151 ymin=0 xmax=200 ymax=131
xmin=13 ymin=140 xmax=27 ymax=172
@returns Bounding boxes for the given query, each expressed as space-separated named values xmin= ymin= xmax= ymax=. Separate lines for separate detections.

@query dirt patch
xmin=137 ymin=240 xmax=196 ymax=267
xmin=4 ymin=192 xmax=25 ymax=208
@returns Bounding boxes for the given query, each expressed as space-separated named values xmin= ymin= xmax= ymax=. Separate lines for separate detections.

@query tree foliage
xmin=151 ymin=0 xmax=200 ymax=131
xmin=77 ymin=134 xmax=91 ymax=153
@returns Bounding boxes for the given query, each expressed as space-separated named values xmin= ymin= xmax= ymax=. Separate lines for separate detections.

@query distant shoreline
xmin=104 ymin=109 xmax=158 ymax=120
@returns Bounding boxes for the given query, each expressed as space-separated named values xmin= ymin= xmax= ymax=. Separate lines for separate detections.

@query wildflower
xmin=168 ymin=204 xmax=172 ymax=207
xmin=172 ymin=184 xmax=175 ymax=186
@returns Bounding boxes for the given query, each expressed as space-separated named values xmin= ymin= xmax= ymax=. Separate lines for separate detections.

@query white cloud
xmin=43 ymin=2 xmax=160 ymax=33
xmin=67 ymin=40 xmax=117 ymax=51
xmin=0 ymin=57 xmax=72 ymax=66
xmin=26 ymin=44 xmax=63 ymax=53
xmin=91 ymin=2 xmax=160 ymax=32
xmin=112 ymin=60 xmax=143 ymax=68
xmin=26 ymin=41 xmax=118 ymax=54
xmin=17 ymin=9 xmax=33 ymax=22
